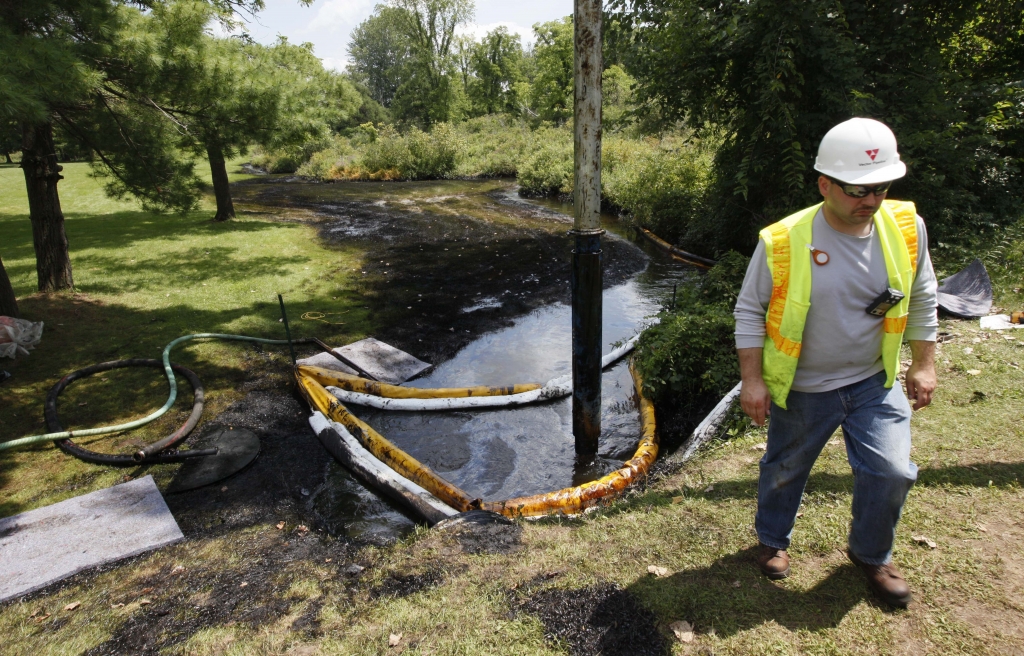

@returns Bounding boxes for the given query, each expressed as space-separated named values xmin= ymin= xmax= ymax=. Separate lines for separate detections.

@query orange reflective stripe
xmin=889 ymin=202 xmax=918 ymax=273
xmin=766 ymin=322 xmax=803 ymax=357
xmin=765 ymin=222 xmax=791 ymax=340
xmin=884 ymin=316 xmax=907 ymax=333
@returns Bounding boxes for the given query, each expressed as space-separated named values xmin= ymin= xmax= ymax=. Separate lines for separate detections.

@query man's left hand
xmin=906 ymin=340 xmax=937 ymax=410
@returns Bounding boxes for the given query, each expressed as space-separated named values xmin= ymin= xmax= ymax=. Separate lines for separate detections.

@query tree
xmin=348 ymin=5 xmax=415 ymax=107
xmin=108 ymin=1 xmax=359 ymax=221
xmin=614 ymin=0 xmax=1024 ymax=254
xmin=388 ymin=0 xmax=474 ymax=125
xmin=601 ymin=63 xmax=635 ymax=128
xmin=0 ymin=256 xmax=17 ymax=317
xmin=468 ymin=27 xmax=524 ymax=116
xmin=452 ymin=33 xmax=475 ymax=96
xmin=531 ymin=17 xmax=574 ymax=124
xmin=0 ymin=0 xmax=113 ymax=292
xmin=0 ymin=0 xmax=266 ymax=292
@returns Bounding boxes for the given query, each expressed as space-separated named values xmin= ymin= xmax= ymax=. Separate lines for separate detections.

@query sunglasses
xmin=827 ymin=177 xmax=892 ymax=198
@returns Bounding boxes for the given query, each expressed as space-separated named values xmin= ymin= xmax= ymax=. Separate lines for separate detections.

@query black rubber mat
xmin=164 ymin=428 xmax=261 ymax=494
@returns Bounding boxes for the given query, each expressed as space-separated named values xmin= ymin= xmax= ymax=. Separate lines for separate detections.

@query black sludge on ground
xmin=81 ymin=532 xmax=351 ymax=655
xmin=165 ymin=382 xmax=327 ymax=536
xmin=515 ymin=582 xmax=668 ymax=656
xmin=368 ymin=567 xmax=448 ymax=600
xmin=433 ymin=509 xmax=523 ymax=554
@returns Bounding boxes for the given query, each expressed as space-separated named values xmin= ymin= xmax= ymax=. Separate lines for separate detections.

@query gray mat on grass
xmin=0 ymin=475 xmax=183 ymax=602
xmin=296 ymin=337 xmax=431 ymax=384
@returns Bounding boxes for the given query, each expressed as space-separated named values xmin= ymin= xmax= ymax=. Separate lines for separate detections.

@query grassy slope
xmin=0 ymin=161 xmax=372 ymax=516
xmin=0 ymin=164 xmax=1022 ymax=654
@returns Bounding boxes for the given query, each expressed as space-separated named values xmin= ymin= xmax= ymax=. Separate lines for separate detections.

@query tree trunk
xmin=207 ymin=144 xmax=235 ymax=222
xmin=21 ymin=122 xmax=73 ymax=292
xmin=3 ymin=151 xmax=12 ymax=164
xmin=0 ymin=256 xmax=18 ymax=318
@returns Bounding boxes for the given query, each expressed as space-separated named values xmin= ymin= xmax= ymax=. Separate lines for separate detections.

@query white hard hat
xmin=814 ymin=117 xmax=907 ymax=184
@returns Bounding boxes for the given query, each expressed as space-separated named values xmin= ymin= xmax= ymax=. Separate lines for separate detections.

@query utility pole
xmin=570 ymin=0 xmax=603 ymax=455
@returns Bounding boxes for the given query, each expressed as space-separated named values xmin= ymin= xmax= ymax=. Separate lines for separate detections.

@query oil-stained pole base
xmin=571 ymin=229 xmax=604 ymax=455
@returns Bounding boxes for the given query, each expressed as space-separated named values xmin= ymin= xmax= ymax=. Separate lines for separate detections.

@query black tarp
xmin=937 ymin=258 xmax=993 ymax=318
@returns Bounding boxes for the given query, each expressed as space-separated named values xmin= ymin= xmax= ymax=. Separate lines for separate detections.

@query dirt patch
xmin=951 ymin=600 xmax=1024 ymax=651
xmin=512 ymin=582 xmax=668 ymax=656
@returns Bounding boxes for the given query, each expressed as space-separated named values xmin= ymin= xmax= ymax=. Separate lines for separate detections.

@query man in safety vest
xmin=733 ymin=117 xmax=938 ymax=607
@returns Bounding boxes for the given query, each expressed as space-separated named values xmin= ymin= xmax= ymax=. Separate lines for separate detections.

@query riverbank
xmin=2 ymin=164 xmax=1022 ymax=654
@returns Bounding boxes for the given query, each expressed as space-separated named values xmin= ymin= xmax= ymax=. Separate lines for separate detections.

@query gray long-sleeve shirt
xmin=734 ymin=209 xmax=938 ymax=393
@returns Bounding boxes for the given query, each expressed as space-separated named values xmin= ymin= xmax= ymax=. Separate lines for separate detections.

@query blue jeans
xmin=755 ymin=371 xmax=917 ymax=565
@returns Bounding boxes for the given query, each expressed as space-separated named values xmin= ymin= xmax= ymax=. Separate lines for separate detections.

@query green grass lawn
xmin=1 ymin=162 xmax=1022 ymax=654
xmin=0 ymin=160 xmax=373 ymax=516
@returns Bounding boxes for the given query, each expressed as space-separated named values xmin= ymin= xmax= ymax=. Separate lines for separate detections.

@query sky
xmin=231 ymin=0 xmax=574 ymax=72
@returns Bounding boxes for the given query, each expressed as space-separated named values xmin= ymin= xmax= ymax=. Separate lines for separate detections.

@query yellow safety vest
xmin=760 ymin=200 xmax=918 ymax=409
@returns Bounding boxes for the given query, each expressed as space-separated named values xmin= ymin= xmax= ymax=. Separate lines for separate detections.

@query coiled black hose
xmin=44 ymin=359 xmax=216 ymax=466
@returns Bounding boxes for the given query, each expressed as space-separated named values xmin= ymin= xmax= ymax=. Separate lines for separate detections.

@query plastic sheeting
xmin=937 ymin=258 xmax=993 ymax=318
xmin=0 ymin=316 xmax=43 ymax=359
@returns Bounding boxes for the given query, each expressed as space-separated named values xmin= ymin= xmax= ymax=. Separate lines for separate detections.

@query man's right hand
xmin=737 ymin=347 xmax=772 ymax=426
xmin=740 ymin=376 xmax=772 ymax=426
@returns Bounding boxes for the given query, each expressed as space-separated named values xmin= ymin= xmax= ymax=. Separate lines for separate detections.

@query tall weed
xmin=603 ymin=135 xmax=713 ymax=245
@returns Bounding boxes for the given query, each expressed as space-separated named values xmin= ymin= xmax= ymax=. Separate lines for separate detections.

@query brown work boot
xmin=848 ymin=550 xmax=912 ymax=608
xmin=755 ymin=543 xmax=790 ymax=580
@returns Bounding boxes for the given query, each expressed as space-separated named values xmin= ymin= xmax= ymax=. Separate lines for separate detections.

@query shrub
xmin=633 ymin=251 xmax=750 ymax=413
xmin=514 ymin=128 xmax=714 ymax=245
xmin=406 ymin=122 xmax=463 ymax=178
xmin=603 ymin=134 xmax=713 ymax=246
xmin=516 ymin=127 xmax=573 ymax=195
xmin=456 ymin=115 xmax=536 ymax=178
xmin=358 ymin=123 xmax=464 ymax=179
xmin=295 ymin=136 xmax=355 ymax=178
xmin=251 ymin=133 xmax=335 ymax=173
xmin=633 ymin=307 xmax=739 ymax=411
xmin=696 ymin=250 xmax=750 ymax=308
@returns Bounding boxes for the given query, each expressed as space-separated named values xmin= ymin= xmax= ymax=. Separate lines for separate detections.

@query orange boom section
xmin=482 ymin=362 xmax=659 ymax=517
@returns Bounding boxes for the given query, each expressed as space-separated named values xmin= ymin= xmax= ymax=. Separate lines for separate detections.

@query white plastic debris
xmin=0 ymin=316 xmax=43 ymax=359
xmin=980 ymin=315 xmax=1024 ymax=330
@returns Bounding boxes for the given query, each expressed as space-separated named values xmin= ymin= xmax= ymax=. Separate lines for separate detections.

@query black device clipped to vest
xmin=866 ymin=287 xmax=905 ymax=317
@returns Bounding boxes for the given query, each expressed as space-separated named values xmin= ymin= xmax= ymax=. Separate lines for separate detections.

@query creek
xmin=231 ymin=177 xmax=703 ymax=541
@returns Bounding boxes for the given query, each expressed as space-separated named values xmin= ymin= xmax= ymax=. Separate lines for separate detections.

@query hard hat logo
xmin=814 ymin=118 xmax=907 ymax=185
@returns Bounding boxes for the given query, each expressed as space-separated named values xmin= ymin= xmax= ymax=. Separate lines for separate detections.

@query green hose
xmin=0 ymin=333 xmax=296 ymax=452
